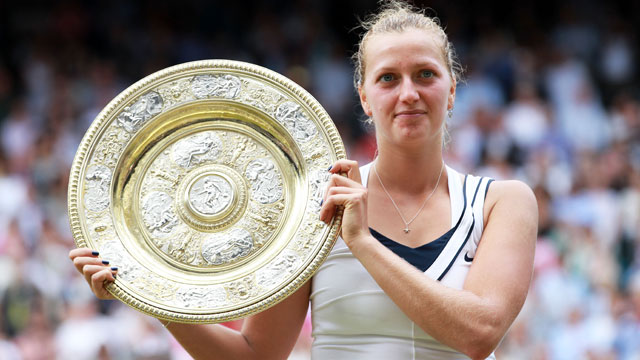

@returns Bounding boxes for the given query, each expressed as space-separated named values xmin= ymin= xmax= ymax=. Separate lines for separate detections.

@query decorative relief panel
xmin=201 ymin=228 xmax=254 ymax=265
xmin=172 ymin=131 xmax=223 ymax=168
xmin=141 ymin=191 xmax=180 ymax=238
xmin=192 ymin=74 xmax=241 ymax=99
xmin=245 ymin=158 xmax=283 ymax=204
xmin=275 ymin=101 xmax=318 ymax=142
xmin=117 ymin=91 xmax=163 ymax=133
xmin=84 ymin=165 xmax=111 ymax=212
xmin=238 ymin=79 xmax=285 ymax=115
xmin=157 ymin=78 xmax=195 ymax=108
xmin=256 ymin=250 xmax=301 ymax=289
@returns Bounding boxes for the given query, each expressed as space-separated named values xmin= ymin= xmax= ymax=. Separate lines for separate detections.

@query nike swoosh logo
xmin=464 ymin=253 xmax=474 ymax=262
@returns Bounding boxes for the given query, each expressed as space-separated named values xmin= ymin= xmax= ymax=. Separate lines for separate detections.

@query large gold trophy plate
xmin=68 ymin=60 xmax=345 ymax=323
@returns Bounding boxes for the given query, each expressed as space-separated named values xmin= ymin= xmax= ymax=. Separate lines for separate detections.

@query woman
xmin=69 ymin=2 xmax=537 ymax=359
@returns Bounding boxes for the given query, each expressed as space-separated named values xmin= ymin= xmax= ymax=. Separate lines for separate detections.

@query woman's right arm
xmin=69 ymin=248 xmax=311 ymax=360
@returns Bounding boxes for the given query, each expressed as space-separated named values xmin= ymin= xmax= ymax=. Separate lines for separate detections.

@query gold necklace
xmin=372 ymin=161 xmax=444 ymax=234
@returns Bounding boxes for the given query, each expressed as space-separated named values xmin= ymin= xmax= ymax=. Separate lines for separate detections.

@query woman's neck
xmin=373 ymin=142 xmax=445 ymax=195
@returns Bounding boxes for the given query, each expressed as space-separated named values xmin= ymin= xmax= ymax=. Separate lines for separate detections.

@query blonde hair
xmin=352 ymin=0 xmax=462 ymax=89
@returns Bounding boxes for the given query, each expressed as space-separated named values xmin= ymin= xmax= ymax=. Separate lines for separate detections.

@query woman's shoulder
xmin=483 ymin=179 xmax=538 ymax=223
xmin=486 ymin=179 xmax=535 ymax=202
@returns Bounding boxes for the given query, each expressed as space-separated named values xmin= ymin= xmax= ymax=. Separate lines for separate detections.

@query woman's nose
xmin=398 ymin=78 xmax=419 ymax=103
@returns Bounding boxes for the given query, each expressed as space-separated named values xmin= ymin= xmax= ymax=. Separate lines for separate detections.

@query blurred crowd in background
xmin=1 ymin=0 xmax=639 ymax=359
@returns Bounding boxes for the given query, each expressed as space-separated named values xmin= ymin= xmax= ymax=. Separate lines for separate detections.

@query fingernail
xmin=102 ymin=260 xmax=110 ymax=265
xmin=320 ymin=199 xmax=323 ymax=206
xmin=111 ymin=267 xmax=118 ymax=271
xmin=328 ymin=165 xmax=333 ymax=171
xmin=92 ymin=251 xmax=99 ymax=256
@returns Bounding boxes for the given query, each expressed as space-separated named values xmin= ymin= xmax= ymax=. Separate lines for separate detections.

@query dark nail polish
xmin=320 ymin=199 xmax=323 ymax=206
xmin=111 ymin=267 xmax=118 ymax=271
xmin=102 ymin=260 xmax=110 ymax=265
xmin=328 ymin=165 xmax=333 ymax=171
xmin=92 ymin=251 xmax=99 ymax=256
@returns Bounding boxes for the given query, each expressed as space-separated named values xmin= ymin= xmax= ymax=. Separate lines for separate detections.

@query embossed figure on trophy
xmin=275 ymin=102 xmax=317 ymax=142
xmin=247 ymin=211 xmax=275 ymax=231
xmin=191 ymin=176 xmax=232 ymax=215
xmin=84 ymin=165 xmax=112 ymax=212
xmin=150 ymin=169 xmax=179 ymax=186
xmin=147 ymin=206 xmax=178 ymax=234
xmin=244 ymin=86 xmax=283 ymax=113
xmin=201 ymin=178 xmax=225 ymax=210
xmin=183 ymin=136 xmax=215 ymax=167
xmin=269 ymin=252 xmax=298 ymax=279
xmin=86 ymin=166 xmax=110 ymax=190
xmin=201 ymin=229 xmax=254 ymax=265
xmin=94 ymin=128 xmax=131 ymax=167
xmin=142 ymin=192 xmax=179 ymax=236
xmin=173 ymin=132 xmax=222 ymax=168
xmin=306 ymin=219 xmax=326 ymax=238
xmin=169 ymin=80 xmax=190 ymax=101
xmin=168 ymin=232 xmax=197 ymax=264
xmin=245 ymin=159 xmax=283 ymax=204
xmin=230 ymin=137 xmax=251 ymax=164
xmin=179 ymin=287 xmax=208 ymax=306
xmin=192 ymin=74 xmax=241 ymax=99
xmin=117 ymin=92 xmax=163 ymax=133
xmin=246 ymin=202 xmax=283 ymax=243
xmin=309 ymin=170 xmax=330 ymax=209
xmin=225 ymin=276 xmax=256 ymax=301
xmin=217 ymin=75 xmax=241 ymax=98
xmin=251 ymin=88 xmax=271 ymax=111
xmin=134 ymin=272 xmax=177 ymax=301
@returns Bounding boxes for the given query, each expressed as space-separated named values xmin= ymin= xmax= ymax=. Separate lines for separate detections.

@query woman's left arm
xmin=320 ymin=161 xmax=537 ymax=360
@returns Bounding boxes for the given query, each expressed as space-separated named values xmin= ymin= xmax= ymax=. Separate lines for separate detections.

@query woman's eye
xmin=380 ymin=74 xmax=394 ymax=82
xmin=420 ymin=70 xmax=434 ymax=78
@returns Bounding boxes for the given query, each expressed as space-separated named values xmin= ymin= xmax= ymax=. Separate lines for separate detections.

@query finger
xmin=327 ymin=174 xmax=364 ymax=189
xmin=326 ymin=185 xmax=363 ymax=195
xmin=69 ymin=248 xmax=100 ymax=261
xmin=320 ymin=191 xmax=367 ymax=223
xmin=82 ymin=264 xmax=108 ymax=286
xmin=323 ymin=174 xmax=363 ymax=202
xmin=91 ymin=267 xmax=117 ymax=300
xmin=320 ymin=186 xmax=362 ymax=222
xmin=73 ymin=256 xmax=111 ymax=274
xmin=329 ymin=160 xmax=361 ymax=183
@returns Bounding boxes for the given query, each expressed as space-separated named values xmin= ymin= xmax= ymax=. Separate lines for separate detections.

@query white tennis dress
xmin=310 ymin=163 xmax=496 ymax=359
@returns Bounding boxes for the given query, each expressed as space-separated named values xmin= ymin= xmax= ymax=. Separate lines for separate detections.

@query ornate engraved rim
xmin=68 ymin=60 xmax=345 ymax=323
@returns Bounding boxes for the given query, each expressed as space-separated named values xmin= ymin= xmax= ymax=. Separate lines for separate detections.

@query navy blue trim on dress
xmin=370 ymin=227 xmax=456 ymax=272
xmin=437 ymin=176 xmax=486 ymax=280
xmin=471 ymin=177 xmax=485 ymax=207
xmin=484 ymin=179 xmax=494 ymax=200
xmin=438 ymin=218 xmax=475 ymax=280
xmin=452 ymin=174 xmax=469 ymax=229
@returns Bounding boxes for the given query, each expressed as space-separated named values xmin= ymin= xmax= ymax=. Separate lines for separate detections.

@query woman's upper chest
xmin=367 ymin=190 xmax=453 ymax=249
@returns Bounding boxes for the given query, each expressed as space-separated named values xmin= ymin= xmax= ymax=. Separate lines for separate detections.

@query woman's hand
xmin=68 ymin=248 xmax=118 ymax=300
xmin=319 ymin=160 xmax=371 ymax=248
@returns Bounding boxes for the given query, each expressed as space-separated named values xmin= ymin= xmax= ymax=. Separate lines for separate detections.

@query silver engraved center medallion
xmin=188 ymin=175 xmax=233 ymax=216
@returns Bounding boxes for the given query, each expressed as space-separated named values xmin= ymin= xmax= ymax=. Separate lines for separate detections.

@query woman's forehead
xmin=363 ymin=29 xmax=447 ymax=69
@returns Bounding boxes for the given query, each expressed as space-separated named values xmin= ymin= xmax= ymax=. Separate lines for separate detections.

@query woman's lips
xmin=395 ymin=110 xmax=427 ymax=118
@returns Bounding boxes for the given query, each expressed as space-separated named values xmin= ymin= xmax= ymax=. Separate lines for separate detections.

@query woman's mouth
xmin=395 ymin=110 xmax=427 ymax=118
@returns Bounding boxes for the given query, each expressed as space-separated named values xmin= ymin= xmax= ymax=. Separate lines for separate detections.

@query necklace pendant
xmin=403 ymin=227 xmax=410 ymax=234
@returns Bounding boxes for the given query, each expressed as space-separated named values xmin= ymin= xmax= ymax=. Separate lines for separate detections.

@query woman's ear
xmin=447 ymin=78 xmax=456 ymax=111
xmin=358 ymin=86 xmax=372 ymax=116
